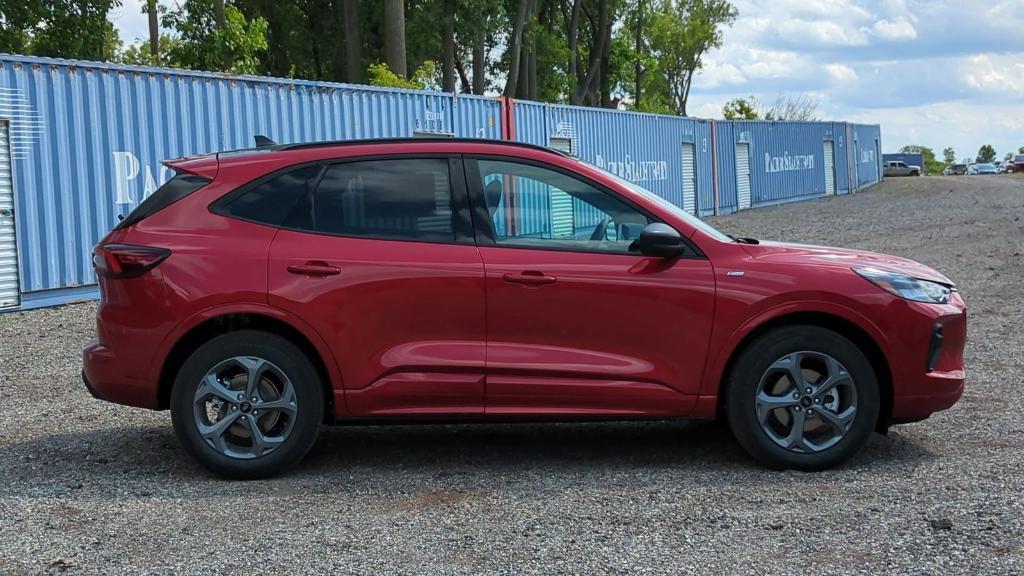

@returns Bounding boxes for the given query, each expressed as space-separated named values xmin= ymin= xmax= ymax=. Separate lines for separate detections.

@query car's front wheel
xmin=170 ymin=330 xmax=324 ymax=479
xmin=726 ymin=326 xmax=879 ymax=471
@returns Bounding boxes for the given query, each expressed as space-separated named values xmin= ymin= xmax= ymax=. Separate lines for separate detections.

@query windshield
xmin=581 ymin=160 xmax=734 ymax=243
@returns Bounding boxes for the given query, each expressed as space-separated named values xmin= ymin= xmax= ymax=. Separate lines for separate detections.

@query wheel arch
xmin=715 ymin=310 xmax=893 ymax=431
xmin=156 ymin=308 xmax=343 ymax=422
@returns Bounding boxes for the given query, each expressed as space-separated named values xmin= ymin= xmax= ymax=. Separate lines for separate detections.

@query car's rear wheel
xmin=170 ymin=330 xmax=324 ymax=479
xmin=726 ymin=326 xmax=879 ymax=471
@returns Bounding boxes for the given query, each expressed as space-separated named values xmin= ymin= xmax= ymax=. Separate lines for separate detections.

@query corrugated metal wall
xmin=0 ymin=55 xmax=502 ymax=295
xmin=882 ymin=153 xmax=923 ymax=168
xmin=720 ymin=121 xmax=848 ymax=206
xmin=850 ymin=123 xmax=883 ymax=188
xmin=511 ymin=101 xmax=716 ymax=217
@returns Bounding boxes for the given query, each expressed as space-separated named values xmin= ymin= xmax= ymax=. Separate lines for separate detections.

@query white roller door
xmin=824 ymin=140 xmax=836 ymax=195
xmin=681 ymin=142 xmax=697 ymax=215
xmin=0 ymin=120 xmax=19 ymax=309
xmin=736 ymin=142 xmax=751 ymax=210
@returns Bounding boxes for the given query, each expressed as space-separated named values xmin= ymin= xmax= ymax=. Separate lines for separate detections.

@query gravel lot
xmin=2 ymin=175 xmax=1023 ymax=575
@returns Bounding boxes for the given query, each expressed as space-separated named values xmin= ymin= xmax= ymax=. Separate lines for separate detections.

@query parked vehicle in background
xmin=883 ymin=160 xmax=921 ymax=177
xmin=82 ymin=138 xmax=968 ymax=479
xmin=970 ymin=163 xmax=997 ymax=175
xmin=1007 ymin=155 xmax=1024 ymax=173
xmin=946 ymin=164 xmax=967 ymax=175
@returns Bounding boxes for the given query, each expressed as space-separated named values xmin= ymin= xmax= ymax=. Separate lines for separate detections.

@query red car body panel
xmin=480 ymin=245 xmax=715 ymax=416
xmin=268 ymin=230 xmax=487 ymax=417
xmin=82 ymin=140 xmax=967 ymax=428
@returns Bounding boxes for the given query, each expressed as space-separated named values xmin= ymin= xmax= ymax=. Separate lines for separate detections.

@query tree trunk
xmin=569 ymin=0 xmax=607 ymax=105
xmin=599 ymin=10 xmax=612 ymax=108
xmin=441 ymin=0 xmax=456 ymax=91
xmin=633 ymin=0 xmax=643 ymax=109
xmin=565 ymin=0 xmax=581 ymax=81
xmin=528 ymin=46 xmax=537 ymax=100
xmin=384 ymin=0 xmax=407 ymax=78
xmin=472 ymin=27 xmax=486 ymax=95
xmin=147 ymin=0 xmax=159 ymax=64
xmin=503 ymin=0 xmax=529 ymax=97
xmin=213 ymin=0 xmax=233 ymax=70
xmin=343 ymin=0 xmax=362 ymax=83
xmin=455 ymin=57 xmax=472 ymax=93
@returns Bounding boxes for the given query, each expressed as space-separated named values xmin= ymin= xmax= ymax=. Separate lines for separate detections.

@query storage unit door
xmin=824 ymin=140 xmax=836 ymax=195
xmin=681 ymin=142 xmax=697 ymax=215
xmin=736 ymin=142 xmax=751 ymax=210
xmin=0 ymin=120 xmax=19 ymax=309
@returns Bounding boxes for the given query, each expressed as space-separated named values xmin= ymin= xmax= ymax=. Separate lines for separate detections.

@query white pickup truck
xmin=883 ymin=160 xmax=921 ymax=177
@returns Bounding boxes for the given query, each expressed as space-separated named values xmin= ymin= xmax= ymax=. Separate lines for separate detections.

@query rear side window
xmin=217 ymin=164 xmax=323 ymax=227
xmin=306 ymin=159 xmax=454 ymax=242
xmin=117 ymin=172 xmax=209 ymax=229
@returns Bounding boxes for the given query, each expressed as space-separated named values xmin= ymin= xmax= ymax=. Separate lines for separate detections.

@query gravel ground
xmin=2 ymin=175 xmax=1023 ymax=575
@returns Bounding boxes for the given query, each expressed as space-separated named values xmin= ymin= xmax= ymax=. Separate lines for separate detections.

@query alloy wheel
xmin=192 ymin=356 xmax=298 ymax=459
xmin=754 ymin=351 xmax=858 ymax=453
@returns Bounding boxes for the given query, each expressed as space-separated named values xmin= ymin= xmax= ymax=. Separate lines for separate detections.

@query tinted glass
xmin=309 ymin=159 xmax=454 ymax=242
xmin=117 ymin=172 xmax=209 ymax=229
xmin=221 ymin=164 xmax=322 ymax=226
xmin=476 ymin=160 xmax=650 ymax=253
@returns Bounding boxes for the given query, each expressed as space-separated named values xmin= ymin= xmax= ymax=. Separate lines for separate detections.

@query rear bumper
xmin=82 ymin=338 xmax=160 ymax=409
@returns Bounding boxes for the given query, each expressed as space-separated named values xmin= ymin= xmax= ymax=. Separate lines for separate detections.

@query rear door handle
xmin=502 ymin=271 xmax=557 ymax=286
xmin=287 ymin=261 xmax=342 ymax=277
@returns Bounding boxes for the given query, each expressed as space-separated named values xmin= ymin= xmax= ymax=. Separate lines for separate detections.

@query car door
xmin=466 ymin=157 xmax=716 ymax=417
xmin=266 ymin=156 xmax=486 ymax=417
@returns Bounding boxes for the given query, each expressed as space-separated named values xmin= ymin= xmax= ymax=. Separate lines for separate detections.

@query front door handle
xmin=502 ymin=271 xmax=557 ymax=286
xmin=287 ymin=261 xmax=342 ymax=277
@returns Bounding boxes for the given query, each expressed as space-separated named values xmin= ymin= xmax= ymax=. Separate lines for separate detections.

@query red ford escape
xmin=83 ymin=139 xmax=966 ymax=479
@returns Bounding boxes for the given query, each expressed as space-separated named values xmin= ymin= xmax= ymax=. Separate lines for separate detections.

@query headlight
xmin=853 ymin=267 xmax=952 ymax=304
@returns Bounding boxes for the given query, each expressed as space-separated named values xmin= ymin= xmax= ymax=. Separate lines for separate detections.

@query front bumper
xmin=82 ymin=339 xmax=160 ymax=409
xmin=886 ymin=292 xmax=967 ymax=423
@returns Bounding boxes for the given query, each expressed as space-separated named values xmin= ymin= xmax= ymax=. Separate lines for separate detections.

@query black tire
xmin=170 ymin=330 xmax=324 ymax=479
xmin=725 ymin=326 xmax=879 ymax=471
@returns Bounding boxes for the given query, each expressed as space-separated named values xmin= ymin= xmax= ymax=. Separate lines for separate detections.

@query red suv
xmin=83 ymin=139 xmax=966 ymax=478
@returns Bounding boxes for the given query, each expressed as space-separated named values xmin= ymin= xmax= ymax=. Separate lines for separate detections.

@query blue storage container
xmin=510 ymin=101 xmax=716 ymax=222
xmin=882 ymin=153 xmax=923 ymax=170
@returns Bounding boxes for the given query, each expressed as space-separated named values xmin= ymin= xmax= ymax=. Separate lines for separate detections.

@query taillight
xmin=92 ymin=244 xmax=171 ymax=279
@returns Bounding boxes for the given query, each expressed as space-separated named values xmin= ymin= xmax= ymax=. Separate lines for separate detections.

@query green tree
xmin=2 ymin=0 xmax=122 ymax=61
xmin=899 ymin=145 xmax=944 ymax=175
xmin=942 ymin=147 xmax=956 ymax=165
xmin=163 ymin=0 xmax=268 ymax=74
xmin=366 ymin=60 xmax=440 ymax=90
xmin=645 ymin=0 xmax=737 ymax=115
xmin=976 ymin=144 xmax=997 ymax=164
xmin=722 ymin=97 xmax=759 ymax=120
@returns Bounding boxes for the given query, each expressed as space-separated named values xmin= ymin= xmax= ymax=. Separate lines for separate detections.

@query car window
xmin=475 ymin=159 xmax=650 ymax=254
xmin=118 ymin=171 xmax=210 ymax=229
xmin=219 ymin=164 xmax=323 ymax=227
xmin=303 ymin=158 xmax=455 ymax=242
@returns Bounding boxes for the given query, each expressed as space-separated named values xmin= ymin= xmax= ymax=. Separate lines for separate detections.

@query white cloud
xmin=824 ymin=63 xmax=858 ymax=82
xmin=870 ymin=18 xmax=917 ymax=40
xmin=963 ymin=55 xmax=1024 ymax=96
xmin=692 ymin=0 xmax=1024 ymax=158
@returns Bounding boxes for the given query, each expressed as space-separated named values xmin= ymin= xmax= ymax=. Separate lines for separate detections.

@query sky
xmin=109 ymin=0 xmax=1024 ymax=162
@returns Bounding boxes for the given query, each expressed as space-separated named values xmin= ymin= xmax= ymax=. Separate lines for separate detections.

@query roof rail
xmin=274 ymin=137 xmax=571 ymax=158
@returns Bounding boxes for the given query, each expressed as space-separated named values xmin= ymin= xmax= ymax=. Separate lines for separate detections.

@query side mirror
xmin=635 ymin=223 xmax=685 ymax=258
